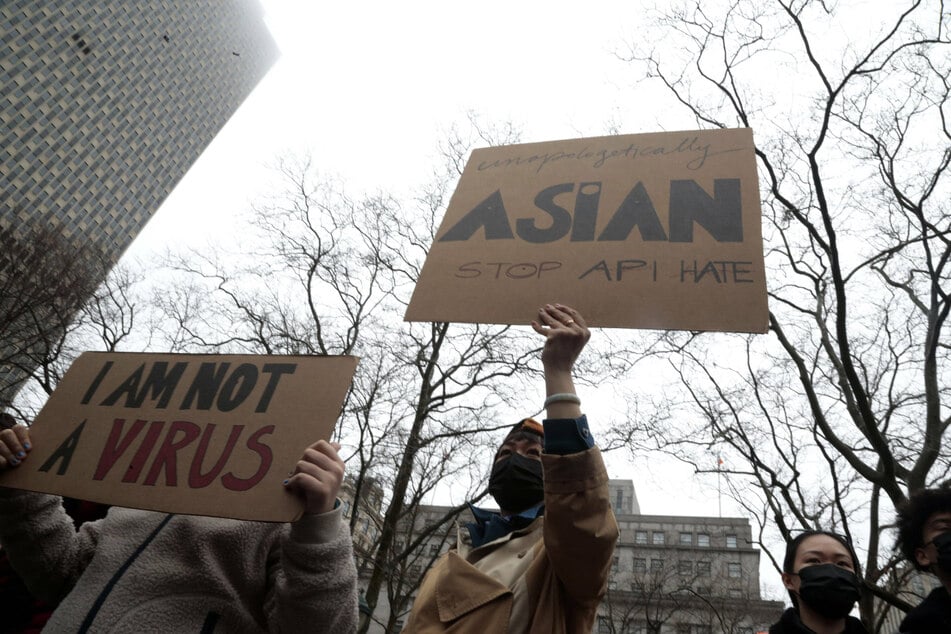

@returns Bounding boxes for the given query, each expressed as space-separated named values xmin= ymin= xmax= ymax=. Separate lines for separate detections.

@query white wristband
xmin=544 ymin=392 xmax=581 ymax=408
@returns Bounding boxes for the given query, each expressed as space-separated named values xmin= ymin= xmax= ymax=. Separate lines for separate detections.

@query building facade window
xmin=697 ymin=532 xmax=710 ymax=547
xmin=726 ymin=534 xmax=738 ymax=548
xmin=678 ymin=560 xmax=693 ymax=575
xmin=728 ymin=562 xmax=742 ymax=578
xmin=635 ymin=530 xmax=648 ymax=544
xmin=650 ymin=559 xmax=664 ymax=572
xmin=696 ymin=560 xmax=711 ymax=576
xmin=652 ymin=531 xmax=665 ymax=545
xmin=633 ymin=558 xmax=647 ymax=573
xmin=679 ymin=531 xmax=692 ymax=546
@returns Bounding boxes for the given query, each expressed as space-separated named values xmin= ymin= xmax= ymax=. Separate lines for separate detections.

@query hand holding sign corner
xmin=283 ymin=439 xmax=345 ymax=515
xmin=0 ymin=424 xmax=31 ymax=470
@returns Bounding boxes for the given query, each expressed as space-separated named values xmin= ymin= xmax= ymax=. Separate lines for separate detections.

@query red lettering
xmin=122 ymin=421 xmax=166 ymax=483
xmin=143 ymin=420 xmax=201 ymax=486
xmin=94 ymin=418 xmax=147 ymax=481
xmin=187 ymin=424 xmax=244 ymax=488
xmin=222 ymin=425 xmax=274 ymax=492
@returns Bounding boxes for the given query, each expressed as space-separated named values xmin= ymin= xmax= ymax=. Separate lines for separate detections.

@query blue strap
xmin=78 ymin=513 xmax=175 ymax=633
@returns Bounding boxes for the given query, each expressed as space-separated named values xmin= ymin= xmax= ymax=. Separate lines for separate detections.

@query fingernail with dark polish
xmin=16 ymin=452 xmax=25 ymax=459
xmin=23 ymin=443 xmax=30 ymax=450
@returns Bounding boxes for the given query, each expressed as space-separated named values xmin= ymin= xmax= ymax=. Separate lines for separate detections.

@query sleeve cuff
xmin=290 ymin=501 xmax=344 ymax=544
xmin=542 ymin=415 xmax=594 ymax=455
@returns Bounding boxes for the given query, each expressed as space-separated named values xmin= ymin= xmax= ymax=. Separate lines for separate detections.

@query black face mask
xmin=488 ymin=453 xmax=544 ymax=513
xmin=796 ymin=563 xmax=861 ymax=619
xmin=930 ymin=531 xmax=951 ymax=572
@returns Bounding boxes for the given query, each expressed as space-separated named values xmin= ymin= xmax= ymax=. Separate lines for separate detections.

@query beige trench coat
xmin=402 ymin=446 xmax=619 ymax=634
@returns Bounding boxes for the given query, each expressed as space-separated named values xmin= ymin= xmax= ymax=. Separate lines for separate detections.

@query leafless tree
xmin=0 ymin=225 xmax=108 ymax=411
xmin=6 ymin=261 xmax=147 ymax=423
xmin=608 ymin=0 xmax=950 ymax=627
xmin=150 ymin=118 xmax=551 ymax=631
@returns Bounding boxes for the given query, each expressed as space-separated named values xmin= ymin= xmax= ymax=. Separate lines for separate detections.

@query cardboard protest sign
xmin=0 ymin=352 xmax=358 ymax=522
xmin=405 ymin=128 xmax=767 ymax=332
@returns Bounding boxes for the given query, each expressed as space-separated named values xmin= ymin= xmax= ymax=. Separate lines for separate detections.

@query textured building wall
xmin=0 ymin=0 xmax=278 ymax=258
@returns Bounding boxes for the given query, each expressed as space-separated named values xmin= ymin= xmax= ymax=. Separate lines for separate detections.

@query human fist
xmin=283 ymin=440 xmax=345 ymax=515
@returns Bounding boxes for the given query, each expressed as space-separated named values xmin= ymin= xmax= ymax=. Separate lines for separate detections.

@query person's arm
xmin=531 ymin=305 xmax=618 ymax=604
xmin=265 ymin=440 xmax=358 ymax=633
xmin=532 ymin=303 xmax=587 ymax=421
xmin=532 ymin=303 xmax=595 ymax=454
xmin=0 ymin=424 xmax=102 ymax=604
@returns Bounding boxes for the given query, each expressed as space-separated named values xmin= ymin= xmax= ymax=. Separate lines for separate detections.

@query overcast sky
xmin=122 ymin=1 xmax=783 ymax=579
xmin=129 ymin=0 xmax=679 ymax=254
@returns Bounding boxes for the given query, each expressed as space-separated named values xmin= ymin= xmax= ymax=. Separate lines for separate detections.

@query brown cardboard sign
xmin=0 ymin=352 xmax=358 ymax=522
xmin=405 ymin=128 xmax=767 ymax=332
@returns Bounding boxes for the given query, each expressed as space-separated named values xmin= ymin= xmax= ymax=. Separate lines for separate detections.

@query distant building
xmin=601 ymin=480 xmax=783 ymax=633
xmin=1 ymin=0 xmax=277 ymax=255
xmin=340 ymin=475 xmax=385 ymax=568
xmin=874 ymin=565 xmax=943 ymax=631
xmin=0 ymin=0 xmax=278 ymax=403
xmin=345 ymin=479 xmax=784 ymax=633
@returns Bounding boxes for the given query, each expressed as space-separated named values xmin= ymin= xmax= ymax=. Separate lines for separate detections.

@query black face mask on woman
xmin=796 ymin=563 xmax=862 ymax=619
xmin=488 ymin=453 xmax=544 ymax=513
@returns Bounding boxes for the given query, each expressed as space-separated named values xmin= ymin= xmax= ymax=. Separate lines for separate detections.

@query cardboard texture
xmin=0 ymin=352 xmax=358 ymax=522
xmin=405 ymin=128 xmax=768 ymax=332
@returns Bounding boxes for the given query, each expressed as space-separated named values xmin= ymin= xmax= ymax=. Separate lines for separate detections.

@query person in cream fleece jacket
xmin=0 ymin=421 xmax=358 ymax=633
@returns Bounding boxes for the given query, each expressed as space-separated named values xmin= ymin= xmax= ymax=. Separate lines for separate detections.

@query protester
xmin=895 ymin=484 xmax=951 ymax=632
xmin=0 ymin=470 xmax=108 ymax=632
xmin=769 ymin=530 xmax=867 ymax=634
xmin=0 ymin=419 xmax=358 ymax=632
xmin=401 ymin=303 xmax=619 ymax=633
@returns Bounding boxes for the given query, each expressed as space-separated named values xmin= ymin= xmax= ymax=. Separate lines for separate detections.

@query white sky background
xmin=129 ymin=0 xmax=677 ymax=252
xmin=128 ymin=0 xmax=705 ymax=502
xmin=123 ymin=0 xmax=813 ymax=599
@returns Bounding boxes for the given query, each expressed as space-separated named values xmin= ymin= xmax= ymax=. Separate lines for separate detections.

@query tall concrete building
xmin=1 ymin=0 xmax=278 ymax=254
xmin=0 ymin=0 xmax=278 ymax=403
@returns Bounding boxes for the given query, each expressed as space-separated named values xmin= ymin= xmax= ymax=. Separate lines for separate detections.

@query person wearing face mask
xmin=895 ymin=484 xmax=951 ymax=632
xmin=400 ymin=304 xmax=619 ymax=634
xmin=769 ymin=530 xmax=867 ymax=634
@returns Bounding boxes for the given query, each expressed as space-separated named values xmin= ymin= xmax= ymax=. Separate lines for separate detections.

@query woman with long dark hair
xmin=769 ymin=530 xmax=867 ymax=634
